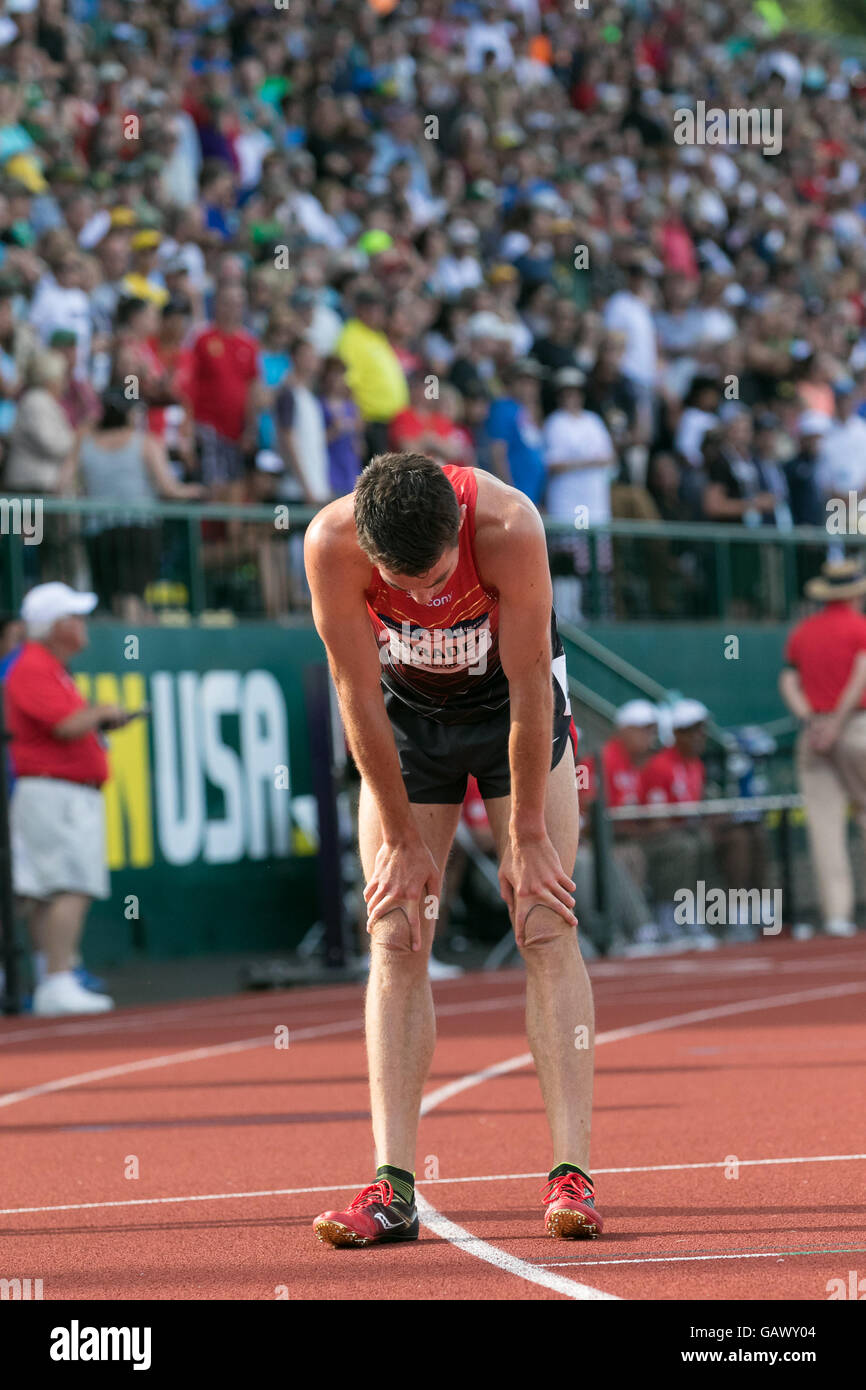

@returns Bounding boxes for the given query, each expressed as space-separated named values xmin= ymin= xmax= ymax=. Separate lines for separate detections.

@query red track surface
xmin=1 ymin=937 xmax=865 ymax=1301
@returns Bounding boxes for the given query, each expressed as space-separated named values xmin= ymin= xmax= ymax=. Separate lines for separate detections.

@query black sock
xmin=548 ymin=1161 xmax=593 ymax=1188
xmin=376 ymin=1164 xmax=415 ymax=1206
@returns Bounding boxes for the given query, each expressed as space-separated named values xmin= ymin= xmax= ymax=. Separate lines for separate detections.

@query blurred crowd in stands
xmin=2 ymin=0 xmax=866 ymax=617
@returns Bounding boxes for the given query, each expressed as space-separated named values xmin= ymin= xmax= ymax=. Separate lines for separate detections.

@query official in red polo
xmin=4 ymin=583 xmax=134 ymax=1016
xmin=639 ymin=699 xmax=716 ymax=948
xmin=781 ymin=559 xmax=866 ymax=938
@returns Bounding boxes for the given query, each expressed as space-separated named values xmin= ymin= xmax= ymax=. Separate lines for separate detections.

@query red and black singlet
xmin=364 ymin=465 xmax=570 ymax=726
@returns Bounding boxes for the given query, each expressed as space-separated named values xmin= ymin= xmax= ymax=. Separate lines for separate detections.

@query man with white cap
xmin=3 ymin=583 xmax=135 ymax=1015
xmin=600 ymin=700 xmax=663 ymax=952
xmin=639 ymin=698 xmax=716 ymax=948
xmin=780 ymin=558 xmax=866 ymax=938
xmin=602 ymin=699 xmax=658 ymax=809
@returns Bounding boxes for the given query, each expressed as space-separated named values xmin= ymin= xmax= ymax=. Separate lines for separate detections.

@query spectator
xmin=3 ymin=349 xmax=75 ymax=495
xmin=388 ymin=369 xmax=468 ymax=464
xmin=50 ymin=328 xmax=100 ymax=431
xmin=818 ymin=383 xmax=866 ymax=503
xmin=486 ymin=358 xmax=547 ymax=502
xmin=602 ymin=261 xmax=658 ymax=422
xmin=639 ymin=698 xmax=716 ymax=949
xmin=4 ymin=582 xmax=136 ymax=1016
xmin=319 ymin=355 xmax=363 ymax=498
xmin=0 ymin=612 xmax=24 ymax=682
xmin=28 ymin=246 xmax=92 ymax=376
xmin=674 ymin=375 xmax=722 ymax=469
xmin=780 ymin=559 xmax=866 ymax=939
xmin=188 ymin=283 xmax=260 ymax=501
xmin=146 ymin=295 xmax=195 ymax=473
xmin=600 ymin=700 xmax=664 ymax=954
xmin=544 ymin=366 xmax=617 ymax=529
xmin=702 ymin=413 xmax=780 ymax=526
xmin=786 ymin=413 xmax=833 ymax=528
xmin=337 ymin=286 xmax=408 ymax=459
xmin=274 ymin=340 xmax=330 ymax=504
xmin=72 ymin=392 xmax=202 ymax=621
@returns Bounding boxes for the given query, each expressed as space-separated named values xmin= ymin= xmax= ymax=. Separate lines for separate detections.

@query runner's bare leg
xmin=484 ymin=751 xmax=594 ymax=1170
xmin=359 ymin=783 xmax=462 ymax=1173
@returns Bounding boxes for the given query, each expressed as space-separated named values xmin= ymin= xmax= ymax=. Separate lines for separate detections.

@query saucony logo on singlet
xmin=426 ymin=592 xmax=452 ymax=607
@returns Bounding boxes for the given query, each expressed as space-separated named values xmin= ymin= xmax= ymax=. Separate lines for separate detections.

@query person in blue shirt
xmin=0 ymin=612 xmax=23 ymax=685
xmin=486 ymin=358 xmax=548 ymax=504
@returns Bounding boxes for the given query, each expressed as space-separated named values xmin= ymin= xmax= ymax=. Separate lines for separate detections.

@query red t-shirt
xmin=639 ymin=745 xmax=705 ymax=806
xmin=388 ymin=407 xmax=465 ymax=457
xmin=784 ymin=602 xmax=866 ymax=713
xmin=4 ymin=643 xmax=109 ymax=785
xmin=146 ymin=336 xmax=193 ymax=438
xmin=601 ymin=736 xmax=643 ymax=808
xmin=189 ymin=326 xmax=259 ymax=441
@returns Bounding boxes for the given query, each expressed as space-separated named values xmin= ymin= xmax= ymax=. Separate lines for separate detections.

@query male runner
xmin=304 ymin=453 xmax=601 ymax=1245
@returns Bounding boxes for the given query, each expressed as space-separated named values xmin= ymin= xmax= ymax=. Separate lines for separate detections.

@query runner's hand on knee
xmin=499 ymin=835 xmax=576 ymax=946
xmin=364 ymin=835 xmax=441 ymax=951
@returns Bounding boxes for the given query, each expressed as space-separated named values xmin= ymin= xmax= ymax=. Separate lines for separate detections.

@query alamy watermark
xmin=0 ymin=496 xmax=42 ymax=545
xmin=377 ymin=621 xmax=491 ymax=675
xmin=674 ymin=881 xmax=782 ymax=934
xmin=674 ymin=102 xmax=782 ymax=157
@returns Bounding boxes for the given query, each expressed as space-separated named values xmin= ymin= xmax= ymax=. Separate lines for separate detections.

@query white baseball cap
xmin=670 ymin=698 xmax=710 ymax=730
xmin=615 ymin=699 xmax=658 ymax=728
xmin=21 ymin=582 xmax=98 ymax=628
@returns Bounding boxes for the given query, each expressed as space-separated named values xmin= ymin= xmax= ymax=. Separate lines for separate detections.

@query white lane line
xmin=538 ymin=1246 xmax=866 ymax=1268
xmin=0 ymin=995 xmax=532 ymax=1113
xmin=3 ymin=977 xmax=865 ymax=1300
xmin=414 ymin=979 xmax=866 ymax=1299
xmin=3 ymin=1153 xmax=866 ymax=1219
xmin=419 ymin=979 xmax=866 ymax=1118
xmin=413 ymin=1192 xmax=617 ymax=1300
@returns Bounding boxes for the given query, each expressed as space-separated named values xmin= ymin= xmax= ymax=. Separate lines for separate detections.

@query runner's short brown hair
xmin=353 ymin=452 xmax=460 ymax=575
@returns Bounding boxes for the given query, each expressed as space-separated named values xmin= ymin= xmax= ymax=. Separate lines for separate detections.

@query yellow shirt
xmin=337 ymin=318 xmax=408 ymax=423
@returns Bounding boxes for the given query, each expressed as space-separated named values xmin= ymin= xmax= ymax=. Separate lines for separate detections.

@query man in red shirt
xmin=781 ymin=559 xmax=866 ymax=937
xmin=388 ymin=370 xmax=469 ymax=465
xmin=602 ymin=699 xmax=657 ymax=809
xmin=639 ymin=699 xmax=716 ymax=949
xmin=4 ymin=583 xmax=136 ymax=1016
xmin=189 ymin=283 xmax=259 ymax=500
xmin=599 ymin=700 xmax=663 ymax=954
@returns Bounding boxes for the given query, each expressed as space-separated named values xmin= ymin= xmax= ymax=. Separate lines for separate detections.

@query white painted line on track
xmin=413 ymin=1192 xmax=618 ymax=1300
xmin=538 ymin=1246 xmax=866 ymax=1268
xmin=2 ymin=1154 xmax=865 ymax=1219
xmin=414 ymin=979 xmax=866 ymax=1299
xmin=3 ymin=976 xmax=865 ymax=1301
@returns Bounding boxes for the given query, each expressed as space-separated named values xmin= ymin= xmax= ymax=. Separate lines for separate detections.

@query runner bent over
xmin=304 ymin=453 xmax=602 ymax=1245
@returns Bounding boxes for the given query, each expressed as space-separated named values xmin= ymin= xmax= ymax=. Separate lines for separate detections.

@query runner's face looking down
xmin=376 ymin=542 xmax=461 ymax=607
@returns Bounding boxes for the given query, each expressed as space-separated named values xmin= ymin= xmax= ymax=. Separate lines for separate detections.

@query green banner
xmin=68 ymin=623 xmax=327 ymax=967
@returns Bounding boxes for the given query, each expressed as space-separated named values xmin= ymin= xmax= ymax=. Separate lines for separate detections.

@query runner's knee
xmin=368 ymin=908 xmax=413 ymax=954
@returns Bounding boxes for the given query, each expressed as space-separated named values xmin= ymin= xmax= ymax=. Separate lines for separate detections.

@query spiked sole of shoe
xmin=314 ymin=1219 xmax=419 ymax=1248
xmin=546 ymin=1209 xmax=600 ymax=1239
xmin=315 ymin=1220 xmax=370 ymax=1248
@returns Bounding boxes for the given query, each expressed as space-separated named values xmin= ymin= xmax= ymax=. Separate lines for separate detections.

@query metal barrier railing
xmin=480 ymin=791 xmax=806 ymax=968
xmin=0 ymin=495 xmax=860 ymax=620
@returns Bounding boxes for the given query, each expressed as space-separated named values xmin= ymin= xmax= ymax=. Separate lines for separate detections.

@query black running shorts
xmin=383 ymin=688 xmax=575 ymax=804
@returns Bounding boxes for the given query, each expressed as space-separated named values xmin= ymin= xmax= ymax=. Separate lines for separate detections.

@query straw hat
xmin=805 ymin=559 xmax=866 ymax=602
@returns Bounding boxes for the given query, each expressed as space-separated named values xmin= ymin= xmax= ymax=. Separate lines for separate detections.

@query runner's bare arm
xmin=474 ymin=477 xmax=576 ymax=934
xmin=304 ymin=504 xmax=439 ymax=943
xmin=304 ymin=503 xmax=412 ymax=840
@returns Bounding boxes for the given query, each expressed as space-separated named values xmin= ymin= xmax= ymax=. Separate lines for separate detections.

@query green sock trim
xmin=549 ymin=1162 xmax=593 ymax=1188
xmin=376 ymin=1164 xmax=415 ymax=1205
